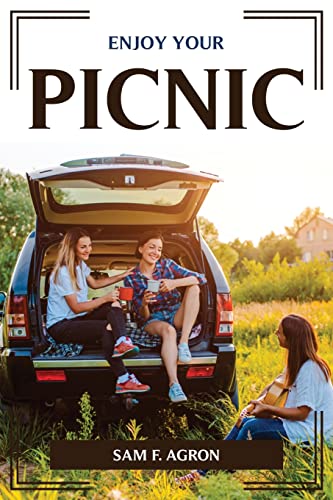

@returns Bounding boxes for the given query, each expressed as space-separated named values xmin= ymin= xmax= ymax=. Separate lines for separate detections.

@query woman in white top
xmin=226 ymin=313 xmax=333 ymax=442
xmin=46 ymin=227 xmax=150 ymax=395
xmin=175 ymin=314 xmax=333 ymax=484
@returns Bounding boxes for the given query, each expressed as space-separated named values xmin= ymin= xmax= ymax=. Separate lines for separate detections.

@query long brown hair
xmin=53 ymin=227 xmax=91 ymax=291
xmin=281 ymin=314 xmax=331 ymax=387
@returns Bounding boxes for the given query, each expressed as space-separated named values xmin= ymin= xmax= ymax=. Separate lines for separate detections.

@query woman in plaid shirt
xmin=124 ymin=231 xmax=207 ymax=403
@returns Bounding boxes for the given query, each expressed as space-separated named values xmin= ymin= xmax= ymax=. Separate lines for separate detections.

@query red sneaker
xmin=175 ymin=470 xmax=204 ymax=486
xmin=113 ymin=338 xmax=140 ymax=358
xmin=115 ymin=374 xmax=150 ymax=394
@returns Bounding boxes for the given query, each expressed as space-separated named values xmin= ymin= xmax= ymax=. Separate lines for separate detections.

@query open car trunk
xmin=36 ymin=231 xmax=215 ymax=360
xmin=0 ymin=156 xmax=238 ymax=410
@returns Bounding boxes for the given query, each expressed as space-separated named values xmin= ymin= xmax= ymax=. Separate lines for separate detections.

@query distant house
xmin=296 ymin=216 xmax=333 ymax=262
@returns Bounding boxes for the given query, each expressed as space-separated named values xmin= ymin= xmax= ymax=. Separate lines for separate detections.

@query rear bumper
xmin=0 ymin=345 xmax=236 ymax=403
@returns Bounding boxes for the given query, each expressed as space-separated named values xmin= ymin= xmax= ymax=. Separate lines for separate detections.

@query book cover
xmin=0 ymin=0 xmax=331 ymax=496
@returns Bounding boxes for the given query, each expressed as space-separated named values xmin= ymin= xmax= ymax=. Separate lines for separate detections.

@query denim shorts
xmin=143 ymin=302 xmax=181 ymax=329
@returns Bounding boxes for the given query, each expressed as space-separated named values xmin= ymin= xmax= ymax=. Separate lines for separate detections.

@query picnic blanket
xmin=38 ymin=330 xmax=83 ymax=358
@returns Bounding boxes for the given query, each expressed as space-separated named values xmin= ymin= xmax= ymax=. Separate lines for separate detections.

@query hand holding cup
xmin=142 ymin=290 xmax=157 ymax=306
xmin=147 ymin=280 xmax=160 ymax=293
xmin=105 ymin=289 xmax=120 ymax=303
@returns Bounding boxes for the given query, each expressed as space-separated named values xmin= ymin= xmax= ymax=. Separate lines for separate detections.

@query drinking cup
xmin=147 ymin=280 xmax=160 ymax=293
xmin=119 ymin=287 xmax=134 ymax=300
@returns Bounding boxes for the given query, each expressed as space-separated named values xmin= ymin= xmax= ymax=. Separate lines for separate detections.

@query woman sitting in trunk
xmin=124 ymin=231 xmax=206 ymax=403
xmin=46 ymin=227 xmax=150 ymax=395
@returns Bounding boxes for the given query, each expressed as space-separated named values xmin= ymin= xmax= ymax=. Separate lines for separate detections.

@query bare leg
xmin=174 ymin=285 xmax=200 ymax=344
xmin=145 ymin=321 xmax=178 ymax=386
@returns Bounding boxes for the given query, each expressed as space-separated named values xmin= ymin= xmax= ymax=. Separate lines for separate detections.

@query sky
xmin=0 ymin=0 xmax=332 ymax=244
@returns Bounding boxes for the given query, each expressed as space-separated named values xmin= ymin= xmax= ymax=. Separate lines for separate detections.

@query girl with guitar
xmin=227 ymin=314 xmax=333 ymax=442
xmin=176 ymin=314 xmax=333 ymax=484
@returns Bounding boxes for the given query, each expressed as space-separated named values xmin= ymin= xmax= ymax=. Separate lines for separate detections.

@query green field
xmin=0 ymin=300 xmax=332 ymax=499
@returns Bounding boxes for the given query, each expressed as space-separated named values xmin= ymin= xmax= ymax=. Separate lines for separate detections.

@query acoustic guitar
xmin=236 ymin=374 xmax=289 ymax=428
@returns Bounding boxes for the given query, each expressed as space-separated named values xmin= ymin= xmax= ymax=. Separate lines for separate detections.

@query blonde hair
xmin=53 ymin=227 xmax=91 ymax=291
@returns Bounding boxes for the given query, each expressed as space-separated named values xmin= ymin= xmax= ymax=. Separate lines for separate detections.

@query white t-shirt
xmin=46 ymin=262 xmax=91 ymax=328
xmin=282 ymin=359 xmax=333 ymax=444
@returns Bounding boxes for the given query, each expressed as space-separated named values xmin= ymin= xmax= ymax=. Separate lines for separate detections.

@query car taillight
xmin=36 ymin=370 xmax=67 ymax=382
xmin=6 ymin=295 xmax=30 ymax=339
xmin=186 ymin=366 xmax=215 ymax=378
xmin=215 ymin=293 xmax=233 ymax=338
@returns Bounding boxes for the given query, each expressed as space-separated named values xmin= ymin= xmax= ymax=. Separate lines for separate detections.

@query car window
xmin=50 ymin=185 xmax=187 ymax=207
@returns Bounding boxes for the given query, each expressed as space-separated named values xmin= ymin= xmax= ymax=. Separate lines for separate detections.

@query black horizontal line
xmin=17 ymin=16 xmax=90 ymax=20
xmin=244 ymin=10 xmax=322 ymax=14
xmin=11 ymin=10 xmax=90 ymax=14
xmin=12 ymin=487 xmax=92 ymax=491
xmin=244 ymin=480 xmax=316 ymax=485
xmin=16 ymin=480 xmax=90 ymax=485
xmin=244 ymin=16 xmax=315 ymax=20
xmin=244 ymin=486 xmax=321 ymax=491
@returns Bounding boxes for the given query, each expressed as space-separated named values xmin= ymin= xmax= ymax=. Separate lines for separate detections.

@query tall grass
xmin=0 ymin=406 xmax=54 ymax=463
xmin=234 ymin=300 xmax=333 ymax=401
xmin=235 ymin=299 xmax=333 ymax=341
xmin=231 ymin=301 xmax=333 ymax=499
xmin=0 ymin=300 xmax=332 ymax=498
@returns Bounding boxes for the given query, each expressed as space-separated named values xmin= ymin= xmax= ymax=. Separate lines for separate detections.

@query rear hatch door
xmin=27 ymin=156 xmax=222 ymax=233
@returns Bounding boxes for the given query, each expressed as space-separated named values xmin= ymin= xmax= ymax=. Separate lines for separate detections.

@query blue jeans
xmin=196 ymin=417 xmax=288 ymax=477
xmin=225 ymin=417 xmax=288 ymax=440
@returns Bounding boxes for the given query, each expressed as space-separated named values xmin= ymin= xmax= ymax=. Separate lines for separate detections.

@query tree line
xmin=199 ymin=207 xmax=323 ymax=278
xmin=0 ymin=167 xmax=327 ymax=304
xmin=198 ymin=207 xmax=332 ymax=303
xmin=0 ymin=169 xmax=35 ymax=290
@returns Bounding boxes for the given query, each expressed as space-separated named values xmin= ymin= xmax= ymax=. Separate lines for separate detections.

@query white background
xmin=0 ymin=0 xmax=331 ymax=243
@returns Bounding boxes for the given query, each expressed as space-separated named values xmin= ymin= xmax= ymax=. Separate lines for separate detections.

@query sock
xmin=115 ymin=336 xmax=126 ymax=347
xmin=117 ymin=372 xmax=130 ymax=384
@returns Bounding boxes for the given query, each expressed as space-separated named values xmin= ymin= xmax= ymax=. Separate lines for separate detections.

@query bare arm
xmin=159 ymin=276 xmax=199 ymax=292
xmin=64 ymin=289 xmax=119 ymax=314
xmin=249 ymin=400 xmax=311 ymax=421
xmin=86 ymin=268 xmax=134 ymax=290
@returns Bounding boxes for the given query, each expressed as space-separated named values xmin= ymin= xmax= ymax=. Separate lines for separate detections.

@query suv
xmin=0 ymin=155 xmax=237 ymax=414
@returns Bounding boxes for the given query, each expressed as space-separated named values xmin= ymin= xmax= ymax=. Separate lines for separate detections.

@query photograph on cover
xmin=0 ymin=0 xmax=332 ymax=495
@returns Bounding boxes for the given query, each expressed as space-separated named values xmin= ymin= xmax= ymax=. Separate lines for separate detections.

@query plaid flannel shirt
xmin=124 ymin=258 xmax=206 ymax=348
